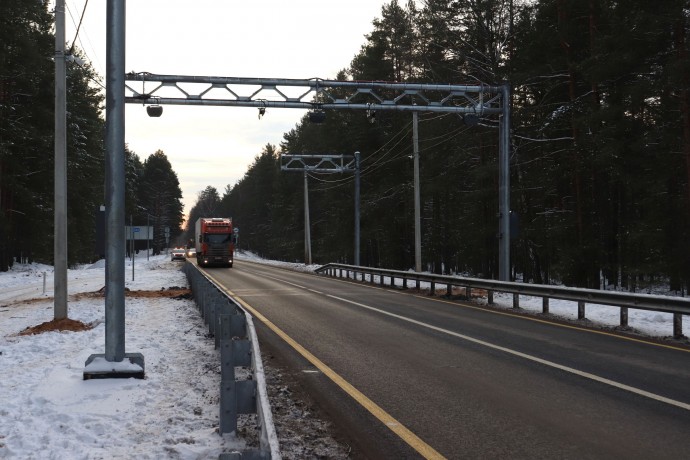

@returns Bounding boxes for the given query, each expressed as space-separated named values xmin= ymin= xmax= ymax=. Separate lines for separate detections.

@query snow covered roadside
xmin=0 ymin=253 xmax=351 ymax=460
xmin=253 ymin=249 xmax=687 ymax=341
xmin=0 ymin=256 xmax=247 ymax=459
xmin=2 ymin=251 xmax=686 ymax=458
xmin=490 ymin=291 xmax=688 ymax=339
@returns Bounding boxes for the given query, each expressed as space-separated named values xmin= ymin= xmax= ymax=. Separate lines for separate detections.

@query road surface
xmin=202 ymin=259 xmax=690 ymax=459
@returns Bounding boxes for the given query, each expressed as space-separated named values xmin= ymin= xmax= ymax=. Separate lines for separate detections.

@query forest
xmin=0 ymin=1 xmax=185 ymax=271
xmin=2 ymin=1 xmax=689 ymax=293
xmin=189 ymin=0 xmax=690 ymax=292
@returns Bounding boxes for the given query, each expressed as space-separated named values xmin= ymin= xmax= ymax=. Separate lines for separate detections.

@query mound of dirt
xmin=19 ymin=318 xmax=95 ymax=336
xmin=74 ymin=287 xmax=192 ymax=300
xmin=16 ymin=287 xmax=193 ymax=336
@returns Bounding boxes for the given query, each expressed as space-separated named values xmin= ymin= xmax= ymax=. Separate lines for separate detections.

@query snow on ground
xmin=0 ymin=255 xmax=246 ymax=459
xmin=239 ymin=251 xmax=687 ymax=340
xmin=1 ymin=251 xmax=687 ymax=458
xmin=488 ymin=291 xmax=688 ymax=340
xmin=0 ymin=252 xmax=352 ymax=460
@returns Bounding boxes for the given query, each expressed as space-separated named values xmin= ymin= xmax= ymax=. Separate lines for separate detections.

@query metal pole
xmin=146 ymin=213 xmax=150 ymax=260
xmin=354 ymin=151 xmax=361 ymax=266
xmin=498 ymin=83 xmax=511 ymax=281
xmin=105 ymin=0 xmax=126 ymax=362
xmin=413 ymin=111 xmax=421 ymax=272
xmin=304 ymin=171 xmax=312 ymax=264
xmin=54 ymin=0 xmax=68 ymax=320
xmin=131 ymin=215 xmax=134 ymax=281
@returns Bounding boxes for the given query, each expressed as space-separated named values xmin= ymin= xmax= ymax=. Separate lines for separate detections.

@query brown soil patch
xmin=16 ymin=287 xmax=192 ymax=336
xmin=73 ymin=287 xmax=192 ymax=300
xmin=127 ymin=288 xmax=192 ymax=299
xmin=19 ymin=318 xmax=95 ymax=335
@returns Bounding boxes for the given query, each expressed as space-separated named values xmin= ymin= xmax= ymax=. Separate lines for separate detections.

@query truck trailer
xmin=195 ymin=217 xmax=235 ymax=267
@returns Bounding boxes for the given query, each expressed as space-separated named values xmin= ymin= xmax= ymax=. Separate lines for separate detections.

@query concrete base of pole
xmin=83 ymin=353 xmax=145 ymax=380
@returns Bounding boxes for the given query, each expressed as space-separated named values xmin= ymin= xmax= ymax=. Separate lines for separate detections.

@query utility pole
xmin=304 ymin=171 xmax=312 ymax=265
xmin=413 ymin=111 xmax=421 ymax=273
xmin=498 ymin=83 xmax=511 ymax=282
xmin=354 ymin=151 xmax=361 ymax=266
xmin=54 ymin=0 xmax=68 ymax=320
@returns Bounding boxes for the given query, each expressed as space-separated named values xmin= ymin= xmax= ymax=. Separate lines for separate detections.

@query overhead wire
xmin=309 ymin=112 xmax=476 ymax=193
xmin=65 ymin=0 xmax=105 ymax=87
xmin=68 ymin=0 xmax=89 ymax=56
xmin=308 ymin=118 xmax=416 ymax=189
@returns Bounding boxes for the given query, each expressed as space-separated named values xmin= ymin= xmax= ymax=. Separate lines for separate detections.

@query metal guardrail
xmin=183 ymin=264 xmax=280 ymax=460
xmin=315 ymin=263 xmax=690 ymax=339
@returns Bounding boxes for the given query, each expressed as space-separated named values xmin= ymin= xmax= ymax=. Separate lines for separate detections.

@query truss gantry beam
xmin=280 ymin=154 xmax=356 ymax=173
xmin=123 ymin=72 xmax=512 ymax=282
xmin=124 ymin=73 xmax=503 ymax=115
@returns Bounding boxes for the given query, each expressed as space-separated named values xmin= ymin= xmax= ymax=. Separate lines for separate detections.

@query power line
xmin=68 ymin=0 xmax=89 ymax=56
xmin=65 ymin=1 xmax=105 ymax=81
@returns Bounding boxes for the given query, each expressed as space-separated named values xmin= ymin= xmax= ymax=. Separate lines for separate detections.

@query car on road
xmin=186 ymin=247 xmax=196 ymax=258
xmin=171 ymin=248 xmax=186 ymax=261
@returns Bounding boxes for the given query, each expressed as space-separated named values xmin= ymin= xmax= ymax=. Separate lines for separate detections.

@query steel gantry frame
xmin=96 ymin=0 xmax=512 ymax=378
xmin=280 ymin=154 xmax=359 ymax=266
xmin=123 ymin=73 xmax=512 ymax=281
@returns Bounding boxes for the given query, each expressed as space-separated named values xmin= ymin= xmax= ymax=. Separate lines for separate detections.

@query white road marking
xmin=244 ymin=266 xmax=690 ymax=412
xmin=326 ymin=293 xmax=690 ymax=412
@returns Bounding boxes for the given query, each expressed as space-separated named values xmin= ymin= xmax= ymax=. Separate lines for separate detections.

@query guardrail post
xmin=446 ymin=283 xmax=452 ymax=296
xmin=673 ymin=314 xmax=683 ymax=339
xmin=184 ymin=265 xmax=277 ymax=458
xmin=380 ymin=273 xmax=384 ymax=286
xmin=513 ymin=294 xmax=519 ymax=309
xmin=215 ymin=302 xmax=234 ymax=348
xmin=201 ymin=290 xmax=209 ymax=320
xmin=488 ymin=290 xmax=494 ymax=305
xmin=542 ymin=297 xmax=549 ymax=314
xmin=620 ymin=307 xmax=628 ymax=329
xmin=466 ymin=286 xmax=471 ymax=299
xmin=208 ymin=291 xmax=219 ymax=337
xmin=219 ymin=315 xmax=237 ymax=434
xmin=219 ymin=339 xmax=238 ymax=434
xmin=403 ymin=275 xmax=408 ymax=289
xmin=578 ymin=301 xmax=586 ymax=320
xmin=196 ymin=284 xmax=203 ymax=313
xmin=390 ymin=275 xmax=396 ymax=288
xmin=219 ymin=315 xmax=253 ymax=435
xmin=430 ymin=281 xmax=435 ymax=296
xmin=416 ymin=279 xmax=421 ymax=290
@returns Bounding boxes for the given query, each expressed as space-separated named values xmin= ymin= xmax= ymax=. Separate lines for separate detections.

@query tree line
xmin=2 ymin=1 xmax=688 ymax=293
xmin=0 ymin=1 xmax=184 ymax=271
xmin=187 ymin=0 xmax=689 ymax=293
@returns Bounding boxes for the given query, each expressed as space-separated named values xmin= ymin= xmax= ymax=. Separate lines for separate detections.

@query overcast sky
xmin=63 ymin=0 xmax=390 ymax=220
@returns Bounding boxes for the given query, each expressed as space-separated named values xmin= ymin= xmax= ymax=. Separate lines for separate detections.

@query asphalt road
xmin=202 ymin=259 xmax=690 ymax=459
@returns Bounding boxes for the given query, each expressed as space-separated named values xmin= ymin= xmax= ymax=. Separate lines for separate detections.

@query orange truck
xmin=194 ymin=217 xmax=235 ymax=267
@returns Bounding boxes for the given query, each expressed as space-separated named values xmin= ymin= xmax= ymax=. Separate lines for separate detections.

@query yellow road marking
xmin=227 ymin=268 xmax=690 ymax=412
xmin=205 ymin=273 xmax=446 ymax=460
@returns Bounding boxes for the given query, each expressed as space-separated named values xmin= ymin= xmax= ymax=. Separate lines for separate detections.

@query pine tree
xmin=138 ymin=150 xmax=184 ymax=254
